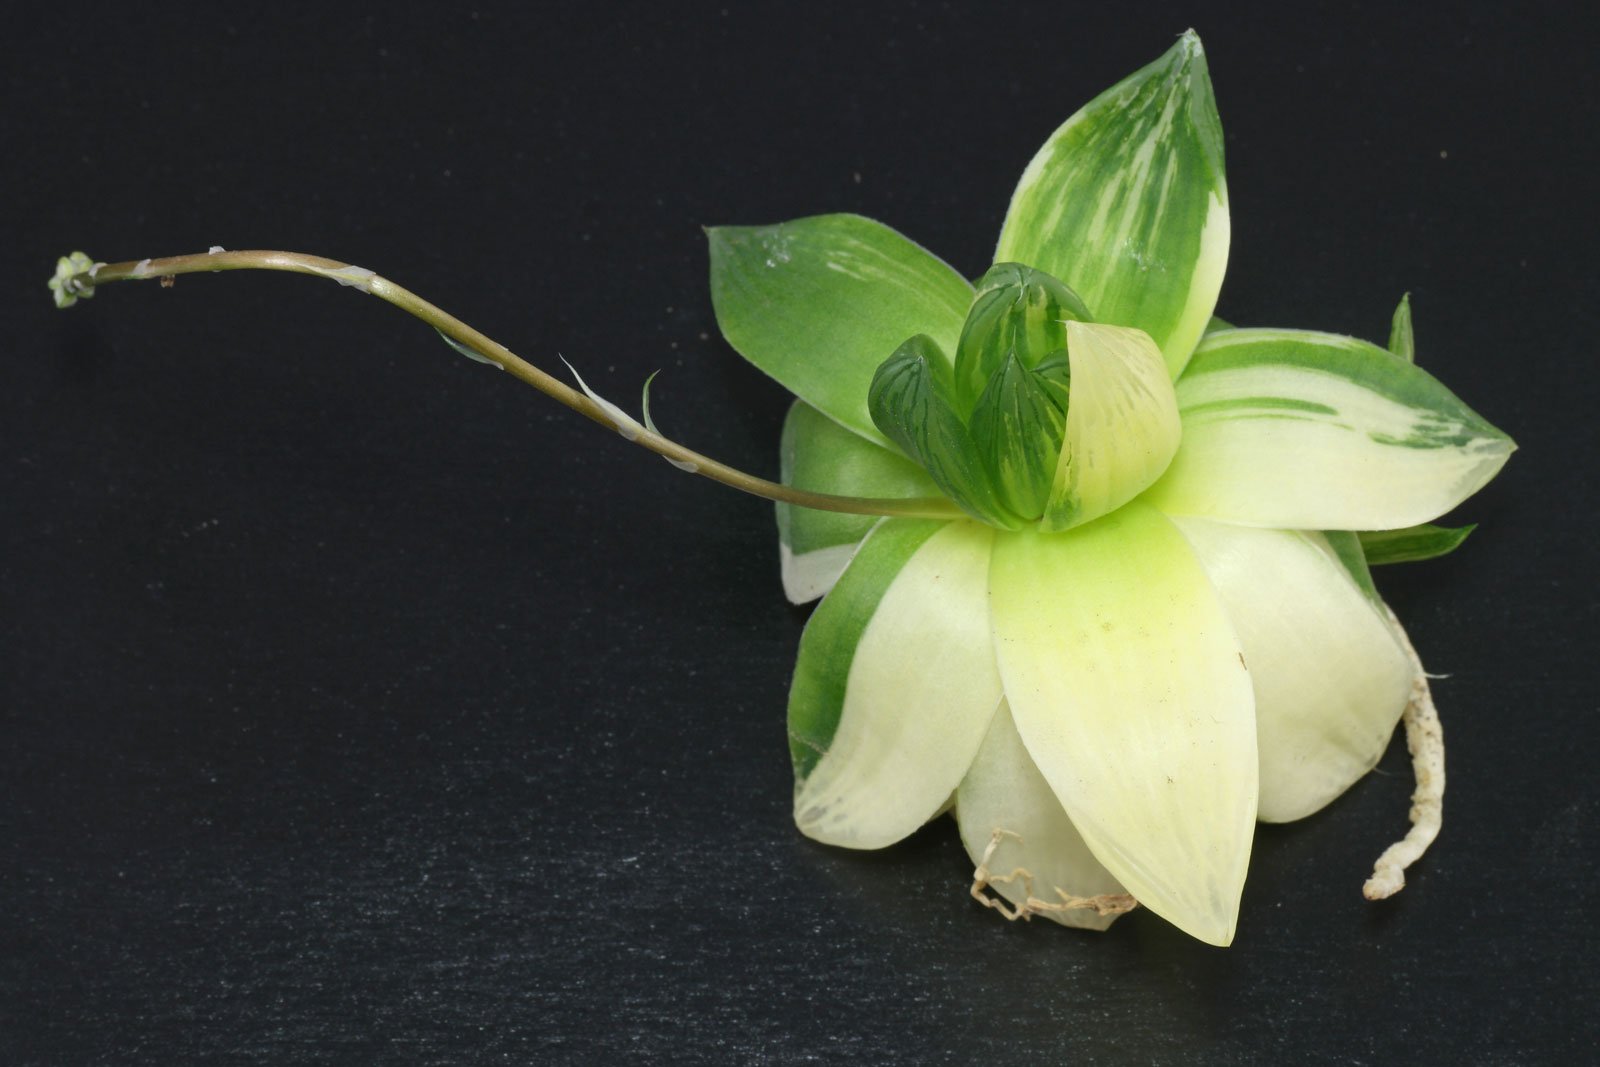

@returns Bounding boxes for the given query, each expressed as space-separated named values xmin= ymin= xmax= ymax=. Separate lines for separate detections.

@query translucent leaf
xmin=967 ymin=352 xmax=1070 ymax=520
xmin=951 ymin=262 xmax=1089 ymax=412
xmin=868 ymin=335 xmax=1017 ymax=527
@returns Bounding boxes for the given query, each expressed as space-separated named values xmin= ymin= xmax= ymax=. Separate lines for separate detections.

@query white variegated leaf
xmin=789 ymin=520 xmax=1001 ymax=850
xmin=1148 ymin=329 xmax=1513 ymax=530
xmin=996 ymin=32 xmax=1229 ymax=378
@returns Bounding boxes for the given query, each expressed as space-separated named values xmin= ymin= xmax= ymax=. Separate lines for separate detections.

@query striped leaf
xmin=1040 ymin=322 xmax=1182 ymax=531
xmin=1360 ymin=523 xmax=1476 ymax=565
xmin=708 ymin=214 xmax=973 ymax=447
xmin=789 ymin=520 xmax=1002 ymax=849
xmin=951 ymin=262 xmax=1090 ymax=412
xmin=996 ymin=31 xmax=1229 ymax=378
xmin=868 ymin=335 xmax=1018 ymax=527
xmin=776 ymin=400 xmax=941 ymax=604
xmin=1388 ymin=293 xmax=1415 ymax=362
xmin=967 ymin=351 xmax=1072 ymax=521
xmin=1147 ymin=329 xmax=1514 ymax=530
xmin=1172 ymin=518 xmax=1413 ymax=823
xmin=989 ymin=504 xmax=1257 ymax=946
xmin=1320 ymin=530 xmax=1379 ymax=599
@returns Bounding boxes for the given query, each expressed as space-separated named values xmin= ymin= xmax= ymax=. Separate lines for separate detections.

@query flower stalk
xmin=51 ymin=249 xmax=964 ymax=522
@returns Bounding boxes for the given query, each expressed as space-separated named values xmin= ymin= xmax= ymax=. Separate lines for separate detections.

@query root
xmin=1363 ymin=606 xmax=1446 ymax=900
xmin=970 ymin=829 xmax=1138 ymax=921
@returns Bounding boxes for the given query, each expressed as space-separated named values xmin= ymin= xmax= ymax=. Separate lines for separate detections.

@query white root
xmin=970 ymin=829 xmax=1138 ymax=921
xmin=1363 ymin=606 xmax=1446 ymax=900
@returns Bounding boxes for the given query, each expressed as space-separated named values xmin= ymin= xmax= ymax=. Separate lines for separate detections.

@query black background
xmin=4 ymin=4 xmax=1595 ymax=1063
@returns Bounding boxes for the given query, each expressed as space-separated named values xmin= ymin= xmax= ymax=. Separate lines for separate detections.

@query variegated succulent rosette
xmin=706 ymin=32 xmax=1512 ymax=945
xmin=47 ymin=30 xmax=1513 ymax=950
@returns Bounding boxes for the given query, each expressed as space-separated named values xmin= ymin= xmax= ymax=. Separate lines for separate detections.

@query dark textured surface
xmin=3 ymin=4 xmax=1595 ymax=1063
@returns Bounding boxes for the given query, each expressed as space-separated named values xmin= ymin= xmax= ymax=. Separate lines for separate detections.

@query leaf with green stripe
xmin=951 ymin=262 xmax=1090 ymax=412
xmin=868 ymin=335 xmax=1018 ymax=527
xmin=1388 ymin=293 xmax=1415 ymax=363
xmin=995 ymin=31 xmax=1229 ymax=378
xmin=776 ymin=399 xmax=941 ymax=604
xmin=788 ymin=519 xmax=1001 ymax=849
xmin=1360 ymin=523 xmax=1476 ymax=565
xmin=1147 ymin=328 xmax=1514 ymax=530
xmin=708 ymin=214 xmax=973 ymax=447
xmin=1318 ymin=530 xmax=1379 ymax=600
xmin=967 ymin=351 xmax=1071 ymax=520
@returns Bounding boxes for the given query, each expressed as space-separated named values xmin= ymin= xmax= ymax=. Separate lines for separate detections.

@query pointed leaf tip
xmin=1388 ymin=293 xmax=1416 ymax=363
xmin=708 ymin=214 xmax=973 ymax=446
xmin=1151 ymin=329 xmax=1513 ymax=530
xmin=990 ymin=507 xmax=1256 ymax=946
xmin=996 ymin=33 xmax=1229 ymax=376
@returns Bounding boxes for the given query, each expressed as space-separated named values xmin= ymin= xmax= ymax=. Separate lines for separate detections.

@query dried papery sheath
xmin=52 ymin=30 xmax=1511 ymax=947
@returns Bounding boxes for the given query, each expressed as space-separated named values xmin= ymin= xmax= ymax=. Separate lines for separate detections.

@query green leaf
xmin=1172 ymin=519 xmax=1412 ymax=823
xmin=1147 ymin=328 xmax=1514 ymax=530
xmin=868 ymin=335 xmax=1018 ymax=527
xmin=996 ymin=31 xmax=1229 ymax=378
xmin=1388 ymin=293 xmax=1415 ymax=363
xmin=1360 ymin=523 xmax=1476 ymax=565
xmin=951 ymin=262 xmax=1089 ymax=411
xmin=989 ymin=504 xmax=1257 ymax=946
xmin=1320 ymin=530 xmax=1379 ymax=600
xmin=789 ymin=520 xmax=1002 ymax=849
xmin=776 ymin=400 xmax=940 ymax=604
xmin=1205 ymin=314 xmax=1235 ymax=334
xmin=1040 ymin=322 xmax=1182 ymax=531
xmin=708 ymin=214 xmax=973 ymax=446
xmin=967 ymin=352 xmax=1070 ymax=520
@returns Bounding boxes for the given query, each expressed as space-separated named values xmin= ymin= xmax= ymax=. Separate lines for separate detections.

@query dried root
xmin=1363 ymin=606 xmax=1446 ymax=900
xmin=970 ymin=829 xmax=1138 ymax=921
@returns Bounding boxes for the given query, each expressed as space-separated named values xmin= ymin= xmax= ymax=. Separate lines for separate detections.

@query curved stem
xmin=78 ymin=250 xmax=965 ymax=521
